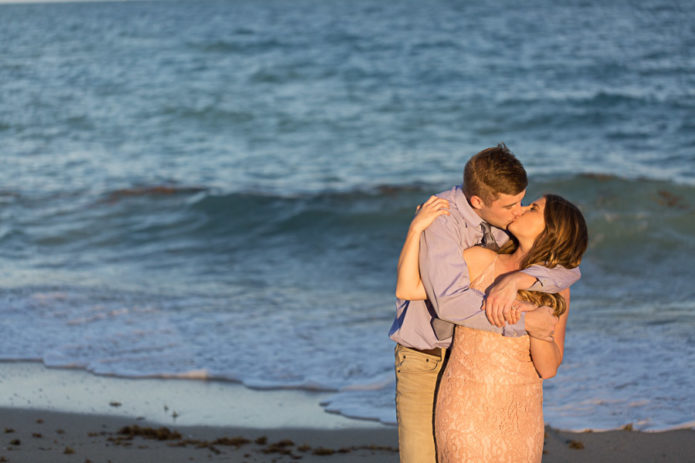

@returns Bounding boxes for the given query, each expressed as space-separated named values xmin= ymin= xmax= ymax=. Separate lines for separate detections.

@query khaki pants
xmin=395 ymin=344 xmax=446 ymax=463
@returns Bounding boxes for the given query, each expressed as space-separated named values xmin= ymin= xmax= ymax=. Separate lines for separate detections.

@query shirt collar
xmin=452 ymin=185 xmax=484 ymax=228
xmin=453 ymin=185 xmax=510 ymax=242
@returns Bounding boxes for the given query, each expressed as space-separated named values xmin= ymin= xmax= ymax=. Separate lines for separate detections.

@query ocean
xmin=0 ymin=0 xmax=694 ymax=431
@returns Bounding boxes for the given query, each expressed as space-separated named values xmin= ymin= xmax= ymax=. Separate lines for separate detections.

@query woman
xmin=396 ymin=194 xmax=588 ymax=462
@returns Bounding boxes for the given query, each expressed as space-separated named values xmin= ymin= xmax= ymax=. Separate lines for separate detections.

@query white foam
xmin=0 ymin=362 xmax=381 ymax=429
xmin=2 ymin=286 xmax=695 ymax=431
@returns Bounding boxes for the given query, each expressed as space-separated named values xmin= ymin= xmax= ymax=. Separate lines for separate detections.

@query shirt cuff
xmin=519 ymin=268 xmax=545 ymax=290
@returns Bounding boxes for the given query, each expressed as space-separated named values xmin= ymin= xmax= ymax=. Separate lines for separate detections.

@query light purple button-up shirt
xmin=389 ymin=185 xmax=581 ymax=350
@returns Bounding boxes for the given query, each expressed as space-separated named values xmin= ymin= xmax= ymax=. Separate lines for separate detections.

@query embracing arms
xmin=396 ymin=195 xmax=577 ymax=339
xmin=396 ymin=197 xmax=524 ymax=336
xmin=485 ymin=264 xmax=580 ymax=327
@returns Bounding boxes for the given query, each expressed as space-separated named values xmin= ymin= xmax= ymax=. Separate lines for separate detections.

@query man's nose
xmin=513 ymin=205 xmax=528 ymax=217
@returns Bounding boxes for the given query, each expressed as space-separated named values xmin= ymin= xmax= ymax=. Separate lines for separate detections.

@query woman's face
xmin=508 ymin=197 xmax=546 ymax=241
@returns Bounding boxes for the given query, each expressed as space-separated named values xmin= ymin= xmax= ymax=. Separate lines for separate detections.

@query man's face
xmin=474 ymin=190 xmax=526 ymax=229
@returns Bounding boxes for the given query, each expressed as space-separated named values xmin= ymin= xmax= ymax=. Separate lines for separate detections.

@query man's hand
xmin=483 ymin=272 xmax=538 ymax=327
xmin=524 ymin=306 xmax=558 ymax=341
xmin=483 ymin=273 xmax=522 ymax=327
xmin=505 ymin=300 xmax=537 ymax=325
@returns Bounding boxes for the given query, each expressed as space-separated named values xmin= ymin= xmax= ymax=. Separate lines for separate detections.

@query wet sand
xmin=1 ymin=362 xmax=693 ymax=462
xmin=0 ymin=407 xmax=398 ymax=462
xmin=2 ymin=407 xmax=695 ymax=463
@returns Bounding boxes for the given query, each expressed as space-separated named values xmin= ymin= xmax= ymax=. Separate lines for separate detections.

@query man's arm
xmin=522 ymin=265 xmax=581 ymax=292
xmin=485 ymin=265 xmax=580 ymax=327
xmin=419 ymin=214 xmax=525 ymax=336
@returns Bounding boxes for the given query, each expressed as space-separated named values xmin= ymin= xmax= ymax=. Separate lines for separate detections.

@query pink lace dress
xmin=434 ymin=257 xmax=544 ymax=463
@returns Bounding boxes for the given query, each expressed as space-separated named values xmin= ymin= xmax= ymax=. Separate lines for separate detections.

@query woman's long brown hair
xmin=498 ymin=194 xmax=588 ymax=316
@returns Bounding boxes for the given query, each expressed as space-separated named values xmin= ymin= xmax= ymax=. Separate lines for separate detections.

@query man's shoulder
xmin=433 ymin=185 xmax=461 ymax=202
xmin=426 ymin=189 xmax=464 ymax=233
xmin=431 ymin=185 xmax=478 ymax=229
xmin=421 ymin=186 xmax=480 ymax=248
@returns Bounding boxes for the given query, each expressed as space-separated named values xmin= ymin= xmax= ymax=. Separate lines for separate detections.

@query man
xmin=389 ymin=144 xmax=580 ymax=463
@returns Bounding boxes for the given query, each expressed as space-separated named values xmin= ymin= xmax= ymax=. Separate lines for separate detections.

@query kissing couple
xmin=389 ymin=143 xmax=588 ymax=462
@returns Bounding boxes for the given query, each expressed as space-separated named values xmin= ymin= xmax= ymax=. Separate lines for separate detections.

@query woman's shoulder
xmin=463 ymin=246 xmax=498 ymax=279
xmin=463 ymin=245 xmax=497 ymax=263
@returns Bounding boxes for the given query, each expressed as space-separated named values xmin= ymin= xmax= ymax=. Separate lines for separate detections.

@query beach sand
xmin=1 ymin=362 xmax=693 ymax=462
xmin=2 ymin=407 xmax=695 ymax=463
xmin=0 ymin=407 xmax=398 ymax=462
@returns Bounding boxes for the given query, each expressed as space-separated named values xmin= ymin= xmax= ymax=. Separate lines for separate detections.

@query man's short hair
xmin=463 ymin=143 xmax=528 ymax=205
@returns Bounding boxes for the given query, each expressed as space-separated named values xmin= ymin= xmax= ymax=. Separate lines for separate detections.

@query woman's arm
xmin=528 ymin=288 xmax=570 ymax=379
xmin=395 ymin=196 xmax=449 ymax=300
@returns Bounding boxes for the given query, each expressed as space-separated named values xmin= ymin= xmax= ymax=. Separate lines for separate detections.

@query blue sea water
xmin=0 ymin=0 xmax=694 ymax=430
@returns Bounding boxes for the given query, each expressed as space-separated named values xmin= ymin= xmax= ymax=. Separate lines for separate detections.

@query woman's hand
xmin=410 ymin=196 xmax=450 ymax=233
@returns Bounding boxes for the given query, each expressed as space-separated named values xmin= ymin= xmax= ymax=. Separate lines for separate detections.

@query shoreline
xmin=2 ymin=361 xmax=693 ymax=431
xmin=1 ymin=362 xmax=694 ymax=462
xmin=0 ymin=361 xmax=381 ymax=429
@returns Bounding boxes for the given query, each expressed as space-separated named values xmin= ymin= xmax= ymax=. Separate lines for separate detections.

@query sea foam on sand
xmin=0 ymin=361 xmax=382 ymax=429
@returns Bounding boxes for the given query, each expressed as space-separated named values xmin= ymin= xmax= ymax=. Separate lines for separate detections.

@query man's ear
xmin=469 ymin=195 xmax=484 ymax=210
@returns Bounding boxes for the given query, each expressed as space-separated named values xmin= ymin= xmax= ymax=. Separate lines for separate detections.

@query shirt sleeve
xmin=521 ymin=265 xmax=581 ymax=292
xmin=419 ymin=214 xmax=523 ymax=335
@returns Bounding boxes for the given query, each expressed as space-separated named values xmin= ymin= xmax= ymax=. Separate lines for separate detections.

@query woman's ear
xmin=469 ymin=195 xmax=484 ymax=210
